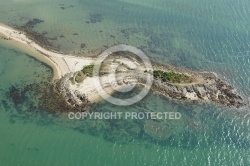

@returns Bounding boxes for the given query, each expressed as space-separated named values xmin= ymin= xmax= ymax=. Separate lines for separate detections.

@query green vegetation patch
xmin=69 ymin=65 xmax=95 ymax=85
xmin=81 ymin=64 xmax=94 ymax=77
xmin=152 ymin=70 xmax=192 ymax=83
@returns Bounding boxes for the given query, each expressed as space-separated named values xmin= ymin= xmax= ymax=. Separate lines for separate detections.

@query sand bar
xmin=0 ymin=23 xmax=94 ymax=80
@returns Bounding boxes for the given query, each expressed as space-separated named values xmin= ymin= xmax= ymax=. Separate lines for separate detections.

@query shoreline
xmin=0 ymin=33 xmax=61 ymax=80
xmin=0 ymin=23 xmax=62 ymax=80
xmin=0 ymin=23 xmax=94 ymax=80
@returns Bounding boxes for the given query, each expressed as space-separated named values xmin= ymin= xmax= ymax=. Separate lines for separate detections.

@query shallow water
xmin=0 ymin=0 xmax=250 ymax=165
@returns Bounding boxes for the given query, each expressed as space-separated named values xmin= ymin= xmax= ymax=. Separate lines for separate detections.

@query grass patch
xmin=81 ymin=64 xmax=94 ymax=77
xmin=152 ymin=70 xmax=192 ymax=83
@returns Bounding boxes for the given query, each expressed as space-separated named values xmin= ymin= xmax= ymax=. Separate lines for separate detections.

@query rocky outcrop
xmin=54 ymin=74 xmax=90 ymax=109
xmin=52 ymin=57 xmax=245 ymax=110
xmin=151 ymin=73 xmax=245 ymax=108
xmin=55 ymin=70 xmax=245 ymax=110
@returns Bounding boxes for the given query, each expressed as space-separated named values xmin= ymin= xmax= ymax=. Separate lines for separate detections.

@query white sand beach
xmin=0 ymin=23 xmax=94 ymax=80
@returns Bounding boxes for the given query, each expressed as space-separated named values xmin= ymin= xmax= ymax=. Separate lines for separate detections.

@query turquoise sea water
xmin=0 ymin=0 xmax=250 ymax=165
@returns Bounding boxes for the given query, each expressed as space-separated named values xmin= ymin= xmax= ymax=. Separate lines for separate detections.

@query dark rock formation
xmin=24 ymin=19 xmax=44 ymax=29
xmin=44 ymin=74 xmax=90 ymax=113
xmin=80 ymin=43 xmax=86 ymax=49
xmin=8 ymin=86 xmax=24 ymax=105
xmin=86 ymin=13 xmax=103 ymax=24
xmin=151 ymin=73 xmax=245 ymax=108
xmin=16 ymin=18 xmax=60 ymax=51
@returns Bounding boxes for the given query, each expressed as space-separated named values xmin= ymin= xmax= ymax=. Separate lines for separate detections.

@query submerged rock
xmin=144 ymin=120 xmax=172 ymax=141
xmin=8 ymin=86 xmax=23 ymax=105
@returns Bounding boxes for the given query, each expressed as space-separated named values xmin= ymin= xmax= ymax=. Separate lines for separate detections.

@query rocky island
xmin=0 ymin=23 xmax=245 ymax=111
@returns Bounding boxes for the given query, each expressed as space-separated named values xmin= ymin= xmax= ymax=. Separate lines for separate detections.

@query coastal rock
xmin=151 ymin=73 xmax=245 ymax=108
xmin=52 ymin=61 xmax=245 ymax=110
